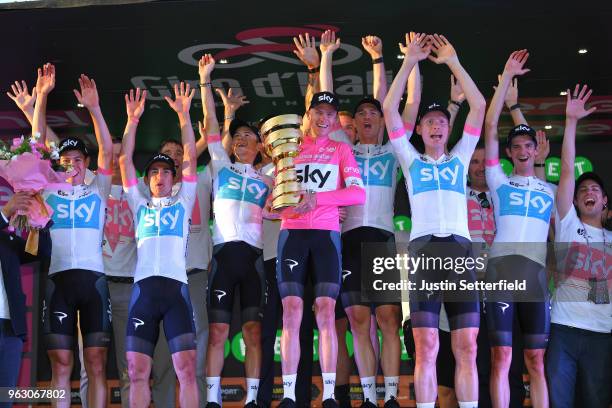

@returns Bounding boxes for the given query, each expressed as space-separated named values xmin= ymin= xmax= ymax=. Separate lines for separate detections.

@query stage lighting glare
xmin=545 ymin=125 xmax=552 ymax=130
xmin=219 ymin=58 xmax=229 ymax=64
xmin=397 ymin=54 xmax=404 ymax=60
xmin=578 ymin=48 xmax=588 ymax=54
xmin=560 ymin=91 xmax=568 ymax=96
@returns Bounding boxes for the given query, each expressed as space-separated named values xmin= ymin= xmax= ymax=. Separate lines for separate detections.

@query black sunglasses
xmin=477 ymin=192 xmax=490 ymax=209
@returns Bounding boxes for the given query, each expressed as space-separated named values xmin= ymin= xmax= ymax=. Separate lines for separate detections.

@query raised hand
xmin=535 ymin=130 xmax=550 ymax=163
xmin=73 ymin=74 xmax=100 ymax=109
xmin=125 ymin=88 xmax=147 ymax=120
xmin=427 ymin=34 xmax=457 ymax=65
xmin=215 ymin=87 xmax=250 ymax=113
xmin=399 ymin=32 xmax=431 ymax=61
xmin=362 ymin=35 xmax=383 ymax=59
xmin=319 ymin=29 xmax=340 ymax=55
xmin=450 ymin=74 xmax=465 ymax=103
xmin=35 ymin=63 xmax=55 ymax=96
xmin=565 ymin=84 xmax=596 ymax=120
xmin=7 ymin=80 xmax=37 ymax=112
xmin=198 ymin=53 xmax=215 ymax=81
xmin=165 ymin=82 xmax=195 ymax=115
xmin=502 ymin=49 xmax=530 ymax=77
xmin=293 ymin=32 xmax=320 ymax=69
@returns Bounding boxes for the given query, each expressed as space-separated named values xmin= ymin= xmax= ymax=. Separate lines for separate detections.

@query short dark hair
xmin=575 ymin=172 xmax=608 ymax=199
xmin=159 ymin=138 xmax=182 ymax=151
xmin=338 ymin=110 xmax=353 ymax=118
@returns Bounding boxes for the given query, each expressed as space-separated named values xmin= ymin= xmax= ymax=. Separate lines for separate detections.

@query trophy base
xmin=272 ymin=194 xmax=301 ymax=211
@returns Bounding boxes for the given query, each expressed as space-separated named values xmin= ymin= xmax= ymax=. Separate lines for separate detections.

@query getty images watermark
xmin=358 ymin=242 xmax=552 ymax=303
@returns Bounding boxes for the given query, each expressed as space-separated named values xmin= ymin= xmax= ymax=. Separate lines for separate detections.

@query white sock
xmin=384 ymin=376 xmax=399 ymax=401
xmin=458 ymin=402 xmax=478 ymax=408
xmin=322 ymin=372 xmax=336 ymax=400
xmin=360 ymin=376 xmax=377 ymax=402
xmin=282 ymin=374 xmax=297 ymax=401
xmin=206 ymin=376 xmax=221 ymax=404
xmin=416 ymin=403 xmax=435 ymax=408
xmin=245 ymin=378 xmax=259 ymax=403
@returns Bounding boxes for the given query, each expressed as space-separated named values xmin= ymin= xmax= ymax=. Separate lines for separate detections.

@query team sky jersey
xmin=552 ymin=206 xmax=612 ymax=333
xmin=137 ymin=166 xmax=213 ymax=271
xmin=207 ymin=134 xmax=270 ymax=249
xmin=486 ymin=162 xmax=554 ymax=265
xmin=342 ymin=143 xmax=400 ymax=234
xmin=102 ymin=185 xmax=137 ymax=277
xmin=387 ymin=124 xmax=481 ymax=241
xmin=124 ymin=177 xmax=196 ymax=284
xmin=44 ymin=171 xmax=112 ymax=275
xmin=280 ymin=135 xmax=365 ymax=231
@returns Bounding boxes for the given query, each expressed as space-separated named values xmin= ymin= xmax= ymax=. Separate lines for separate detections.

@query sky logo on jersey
xmin=47 ymin=194 xmax=102 ymax=229
xmin=295 ymin=163 xmax=338 ymax=191
xmin=356 ymin=154 xmax=395 ymax=187
xmin=497 ymin=185 xmax=553 ymax=222
xmin=136 ymin=204 xmax=185 ymax=239
xmin=217 ymin=168 xmax=268 ymax=208
xmin=409 ymin=157 xmax=465 ymax=195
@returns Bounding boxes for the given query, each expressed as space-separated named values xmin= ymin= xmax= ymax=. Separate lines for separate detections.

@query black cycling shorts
xmin=340 ymin=226 xmax=398 ymax=308
xmin=408 ymin=234 xmax=480 ymax=330
xmin=485 ymin=255 xmax=550 ymax=349
xmin=276 ymin=229 xmax=342 ymax=299
xmin=43 ymin=269 xmax=111 ymax=350
xmin=207 ymin=241 xmax=265 ymax=324
xmin=126 ymin=276 xmax=195 ymax=357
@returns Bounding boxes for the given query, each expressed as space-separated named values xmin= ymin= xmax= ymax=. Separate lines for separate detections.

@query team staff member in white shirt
xmin=547 ymin=84 xmax=611 ymax=408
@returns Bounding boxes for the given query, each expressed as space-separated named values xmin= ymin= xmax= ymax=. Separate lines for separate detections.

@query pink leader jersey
xmin=280 ymin=134 xmax=365 ymax=231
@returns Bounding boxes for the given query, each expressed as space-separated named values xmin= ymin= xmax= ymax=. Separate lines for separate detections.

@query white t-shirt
xmin=102 ymin=185 xmax=137 ymax=277
xmin=390 ymin=126 xmax=480 ymax=241
xmin=552 ymin=206 xmax=612 ymax=333
xmin=486 ymin=164 xmax=554 ymax=266
xmin=44 ymin=173 xmax=111 ymax=274
xmin=184 ymin=168 xmax=213 ymax=271
xmin=126 ymin=178 xmax=196 ymax=284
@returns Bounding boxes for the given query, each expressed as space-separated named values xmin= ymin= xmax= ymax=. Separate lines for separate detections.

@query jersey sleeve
xmin=123 ymin=177 xmax=146 ymax=214
xmin=93 ymin=168 xmax=112 ymax=201
xmin=555 ymin=204 xmax=579 ymax=243
xmin=316 ymin=143 xmax=365 ymax=207
xmin=198 ymin=164 xmax=213 ymax=194
xmin=178 ymin=175 xmax=198 ymax=215
xmin=207 ymin=133 xmax=231 ymax=172
xmin=484 ymin=159 xmax=507 ymax=191
xmin=387 ymin=125 xmax=419 ymax=174
xmin=450 ymin=124 xmax=481 ymax=165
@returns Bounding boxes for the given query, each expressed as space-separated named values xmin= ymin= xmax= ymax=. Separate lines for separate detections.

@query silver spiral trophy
xmin=260 ymin=114 xmax=302 ymax=211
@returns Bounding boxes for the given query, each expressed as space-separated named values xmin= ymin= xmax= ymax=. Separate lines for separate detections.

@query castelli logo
xmin=516 ymin=124 xmax=531 ymax=132
xmin=177 ymin=25 xmax=363 ymax=69
xmin=428 ymin=103 xmax=441 ymax=109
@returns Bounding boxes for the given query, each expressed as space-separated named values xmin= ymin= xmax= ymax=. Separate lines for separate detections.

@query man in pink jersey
xmin=276 ymin=90 xmax=365 ymax=408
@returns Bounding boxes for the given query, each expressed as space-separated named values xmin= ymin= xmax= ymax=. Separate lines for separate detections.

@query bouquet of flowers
xmin=0 ymin=133 xmax=72 ymax=253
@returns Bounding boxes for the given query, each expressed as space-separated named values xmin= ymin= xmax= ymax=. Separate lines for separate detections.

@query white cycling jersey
xmin=486 ymin=162 xmax=554 ymax=265
xmin=208 ymin=135 xmax=270 ymax=249
xmin=125 ymin=177 xmax=196 ymax=284
xmin=44 ymin=172 xmax=111 ymax=275
xmin=342 ymin=143 xmax=400 ymax=234
xmin=102 ymin=184 xmax=137 ymax=277
xmin=388 ymin=125 xmax=480 ymax=241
